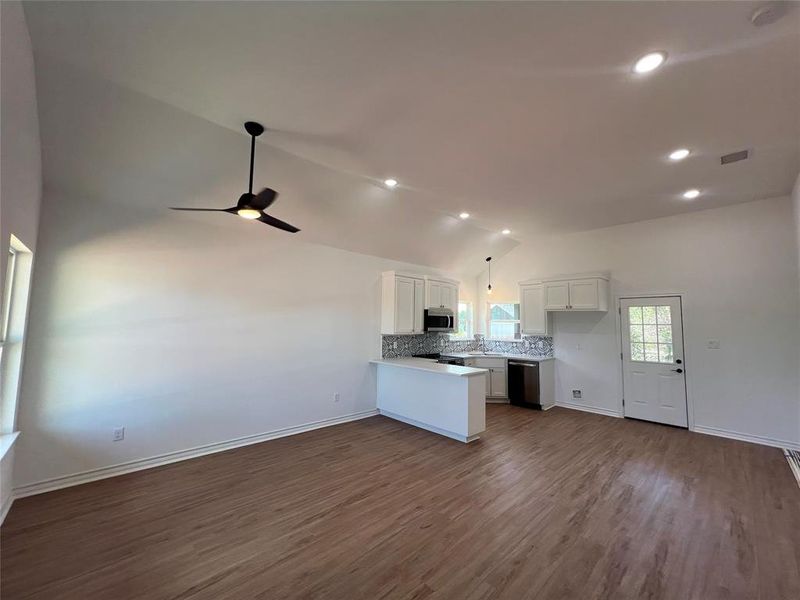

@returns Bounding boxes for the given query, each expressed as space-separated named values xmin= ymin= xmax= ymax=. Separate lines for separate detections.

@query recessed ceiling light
xmin=682 ymin=189 xmax=700 ymax=199
xmin=459 ymin=212 xmax=470 ymax=219
xmin=634 ymin=52 xmax=666 ymax=74
xmin=669 ymin=148 xmax=690 ymax=161
xmin=384 ymin=178 xmax=398 ymax=188
xmin=501 ymin=228 xmax=511 ymax=235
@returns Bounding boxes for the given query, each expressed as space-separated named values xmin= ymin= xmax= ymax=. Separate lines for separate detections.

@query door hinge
xmin=622 ymin=398 xmax=625 ymax=406
xmin=618 ymin=307 xmax=621 ymax=315
xmin=620 ymin=352 xmax=623 ymax=360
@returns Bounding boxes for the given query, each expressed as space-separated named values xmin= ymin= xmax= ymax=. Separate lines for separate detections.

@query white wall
xmin=477 ymin=196 xmax=800 ymax=447
xmin=0 ymin=0 xmax=42 ymax=517
xmin=793 ymin=173 xmax=800 ymax=438
xmin=794 ymin=173 xmax=800 ymax=303
xmin=13 ymin=188 xmax=472 ymax=487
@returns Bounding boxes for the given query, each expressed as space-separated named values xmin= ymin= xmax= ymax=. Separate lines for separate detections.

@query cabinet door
xmin=520 ymin=284 xmax=547 ymax=334
xmin=439 ymin=284 xmax=453 ymax=311
xmin=544 ymin=282 xmax=569 ymax=310
xmin=490 ymin=368 xmax=507 ymax=397
xmin=427 ymin=282 xmax=442 ymax=309
xmin=568 ymin=279 xmax=599 ymax=310
xmin=485 ymin=368 xmax=492 ymax=396
xmin=394 ymin=277 xmax=416 ymax=333
xmin=413 ymin=278 xmax=425 ymax=333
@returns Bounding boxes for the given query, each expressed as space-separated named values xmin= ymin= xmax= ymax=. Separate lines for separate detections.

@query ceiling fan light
xmin=237 ymin=208 xmax=261 ymax=220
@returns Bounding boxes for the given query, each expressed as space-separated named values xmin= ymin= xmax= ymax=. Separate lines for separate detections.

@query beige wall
xmin=477 ymin=196 xmax=800 ymax=447
xmin=0 ymin=0 xmax=42 ymax=520
xmin=15 ymin=186 xmax=472 ymax=487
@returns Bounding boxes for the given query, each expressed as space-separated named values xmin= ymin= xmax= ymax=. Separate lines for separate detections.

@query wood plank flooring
xmin=2 ymin=406 xmax=799 ymax=599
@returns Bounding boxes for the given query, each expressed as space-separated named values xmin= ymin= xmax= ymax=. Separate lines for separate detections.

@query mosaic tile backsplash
xmin=381 ymin=333 xmax=554 ymax=359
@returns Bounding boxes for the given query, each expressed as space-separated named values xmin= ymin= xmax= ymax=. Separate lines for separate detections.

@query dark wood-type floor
xmin=2 ymin=406 xmax=799 ymax=600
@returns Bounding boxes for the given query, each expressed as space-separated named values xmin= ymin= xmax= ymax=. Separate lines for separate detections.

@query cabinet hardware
xmin=671 ymin=368 xmax=683 ymax=373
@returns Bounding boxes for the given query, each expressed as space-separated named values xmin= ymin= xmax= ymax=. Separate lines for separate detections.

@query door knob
xmin=671 ymin=368 xmax=683 ymax=373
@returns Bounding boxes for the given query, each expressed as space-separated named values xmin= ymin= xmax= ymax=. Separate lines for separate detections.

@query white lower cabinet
xmin=467 ymin=357 xmax=507 ymax=399
xmin=489 ymin=367 xmax=507 ymax=398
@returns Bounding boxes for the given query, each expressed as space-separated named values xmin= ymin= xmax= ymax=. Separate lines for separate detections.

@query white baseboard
xmin=554 ymin=401 xmax=623 ymax=418
xmin=1 ymin=493 xmax=14 ymax=526
xmin=13 ymin=409 xmax=379 ymax=499
xmin=692 ymin=424 xmax=800 ymax=451
xmin=378 ymin=410 xmax=476 ymax=443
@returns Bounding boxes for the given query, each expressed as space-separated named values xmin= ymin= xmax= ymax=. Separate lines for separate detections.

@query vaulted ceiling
xmin=22 ymin=1 xmax=800 ymax=272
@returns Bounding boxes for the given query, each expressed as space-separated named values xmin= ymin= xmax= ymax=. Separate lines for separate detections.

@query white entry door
xmin=620 ymin=297 xmax=688 ymax=427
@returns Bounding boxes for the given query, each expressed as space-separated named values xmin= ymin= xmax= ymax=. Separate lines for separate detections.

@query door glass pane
xmin=628 ymin=304 xmax=678 ymax=364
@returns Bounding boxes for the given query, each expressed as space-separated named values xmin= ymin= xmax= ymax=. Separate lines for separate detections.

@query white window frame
xmin=1 ymin=235 xmax=34 ymax=435
xmin=452 ymin=301 xmax=473 ymax=339
xmin=486 ymin=301 xmax=521 ymax=340
xmin=1 ymin=246 xmax=17 ymax=345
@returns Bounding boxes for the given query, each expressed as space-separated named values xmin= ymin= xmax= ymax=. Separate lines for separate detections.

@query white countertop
xmin=441 ymin=352 xmax=555 ymax=361
xmin=370 ymin=358 xmax=487 ymax=377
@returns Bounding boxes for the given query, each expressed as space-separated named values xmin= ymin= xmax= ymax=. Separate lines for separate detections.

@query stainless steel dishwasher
xmin=508 ymin=360 xmax=542 ymax=409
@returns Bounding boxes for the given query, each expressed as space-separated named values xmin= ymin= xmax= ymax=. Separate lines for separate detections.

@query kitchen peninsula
xmin=369 ymin=358 xmax=486 ymax=442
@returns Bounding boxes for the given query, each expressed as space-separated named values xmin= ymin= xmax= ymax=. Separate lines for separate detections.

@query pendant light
xmin=486 ymin=256 xmax=493 ymax=295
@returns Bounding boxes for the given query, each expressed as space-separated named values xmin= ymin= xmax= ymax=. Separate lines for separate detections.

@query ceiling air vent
xmin=720 ymin=150 xmax=749 ymax=165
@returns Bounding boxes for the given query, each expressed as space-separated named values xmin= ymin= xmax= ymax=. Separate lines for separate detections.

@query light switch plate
xmin=707 ymin=340 xmax=720 ymax=349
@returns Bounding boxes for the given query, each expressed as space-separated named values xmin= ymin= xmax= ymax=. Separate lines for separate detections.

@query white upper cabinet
xmin=568 ymin=279 xmax=602 ymax=310
xmin=543 ymin=282 xmax=570 ymax=311
xmin=520 ymin=282 xmax=550 ymax=335
xmin=428 ymin=281 xmax=441 ymax=310
xmin=381 ymin=272 xmax=426 ymax=335
xmin=426 ymin=278 xmax=458 ymax=311
xmin=382 ymin=272 xmax=459 ymax=335
xmin=529 ymin=274 xmax=609 ymax=313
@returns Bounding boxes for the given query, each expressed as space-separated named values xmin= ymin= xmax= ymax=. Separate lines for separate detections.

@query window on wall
xmin=1 ymin=236 xmax=34 ymax=435
xmin=487 ymin=303 xmax=521 ymax=339
xmin=455 ymin=302 xmax=473 ymax=338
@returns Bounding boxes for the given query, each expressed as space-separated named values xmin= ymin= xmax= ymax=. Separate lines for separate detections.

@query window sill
xmin=0 ymin=431 xmax=20 ymax=461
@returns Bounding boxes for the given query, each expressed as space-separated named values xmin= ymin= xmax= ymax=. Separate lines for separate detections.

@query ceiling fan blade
xmin=252 ymin=188 xmax=278 ymax=210
xmin=170 ymin=207 xmax=238 ymax=213
xmin=257 ymin=213 xmax=300 ymax=233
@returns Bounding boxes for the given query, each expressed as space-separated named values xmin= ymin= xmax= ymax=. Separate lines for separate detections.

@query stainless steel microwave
xmin=424 ymin=308 xmax=455 ymax=332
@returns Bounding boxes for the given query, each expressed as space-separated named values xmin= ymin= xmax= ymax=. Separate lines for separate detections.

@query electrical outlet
xmin=572 ymin=389 xmax=582 ymax=400
xmin=333 ymin=392 xmax=340 ymax=403
xmin=707 ymin=339 xmax=720 ymax=349
xmin=393 ymin=341 xmax=398 ymax=349
xmin=113 ymin=427 xmax=125 ymax=442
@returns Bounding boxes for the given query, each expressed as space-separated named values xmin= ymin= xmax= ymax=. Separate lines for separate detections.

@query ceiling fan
xmin=170 ymin=121 xmax=300 ymax=233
